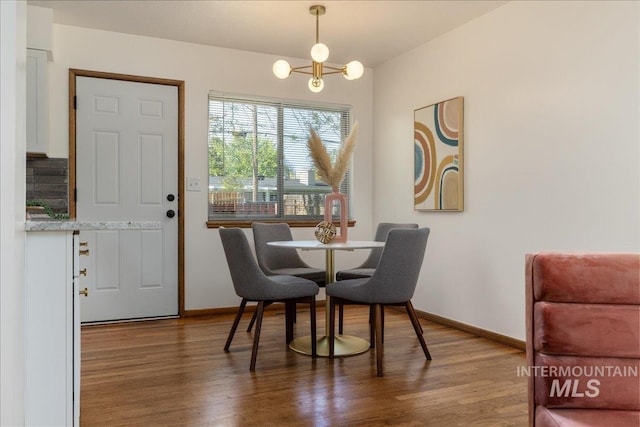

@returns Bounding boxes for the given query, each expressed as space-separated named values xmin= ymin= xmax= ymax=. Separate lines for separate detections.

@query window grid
xmin=207 ymin=93 xmax=352 ymax=223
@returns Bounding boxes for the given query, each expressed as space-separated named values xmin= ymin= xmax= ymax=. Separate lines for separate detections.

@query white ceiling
xmin=28 ymin=0 xmax=507 ymax=67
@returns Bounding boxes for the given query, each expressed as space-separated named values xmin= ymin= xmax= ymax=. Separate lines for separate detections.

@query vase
xmin=324 ymin=187 xmax=347 ymax=243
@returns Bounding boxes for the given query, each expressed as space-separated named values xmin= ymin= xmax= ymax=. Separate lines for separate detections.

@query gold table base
xmin=265 ymin=242 xmax=384 ymax=359
xmin=289 ymin=335 xmax=370 ymax=357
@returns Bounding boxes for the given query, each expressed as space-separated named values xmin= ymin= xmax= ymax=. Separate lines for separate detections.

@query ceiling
xmin=27 ymin=0 xmax=507 ymax=67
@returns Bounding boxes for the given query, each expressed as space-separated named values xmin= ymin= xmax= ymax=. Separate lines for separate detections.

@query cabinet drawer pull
xmin=79 ymin=249 xmax=90 ymax=256
xmin=79 ymin=242 xmax=88 ymax=247
xmin=79 ymin=288 xmax=88 ymax=297
xmin=79 ymin=268 xmax=87 ymax=276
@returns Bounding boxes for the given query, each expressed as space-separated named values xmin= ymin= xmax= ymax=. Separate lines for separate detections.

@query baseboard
xmin=413 ymin=309 xmax=525 ymax=351
xmin=184 ymin=303 xmax=525 ymax=351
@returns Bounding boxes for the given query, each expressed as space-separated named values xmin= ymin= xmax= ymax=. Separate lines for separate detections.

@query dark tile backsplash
xmin=26 ymin=157 xmax=69 ymax=214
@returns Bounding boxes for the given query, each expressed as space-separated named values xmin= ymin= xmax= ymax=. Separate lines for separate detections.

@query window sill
xmin=206 ymin=219 xmax=356 ymax=229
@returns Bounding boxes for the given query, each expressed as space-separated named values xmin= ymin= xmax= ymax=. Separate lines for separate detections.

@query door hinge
xmin=73 ymin=96 xmax=77 ymax=110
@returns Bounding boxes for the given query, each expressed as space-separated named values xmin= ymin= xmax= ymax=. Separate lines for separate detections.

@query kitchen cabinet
xmin=26 ymin=48 xmax=48 ymax=156
xmin=25 ymin=231 xmax=80 ymax=427
xmin=24 ymin=220 xmax=161 ymax=426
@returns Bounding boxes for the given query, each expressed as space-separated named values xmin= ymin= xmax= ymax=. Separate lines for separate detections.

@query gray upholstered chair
xmin=327 ymin=227 xmax=431 ymax=376
xmin=335 ymin=222 xmax=419 ymax=280
xmin=250 ymin=222 xmax=336 ymax=332
xmin=220 ymin=228 xmax=319 ymax=371
xmin=335 ymin=222 xmax=419 ymax=335
xmin=252 ymin=222 xmax=325 ymax=283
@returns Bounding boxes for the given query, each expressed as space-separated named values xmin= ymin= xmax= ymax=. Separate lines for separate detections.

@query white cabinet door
xmin=25 ymin=231 xmax=79 ymax=426
xmin=26 ymin=48 xmax=48 ymax=155
xmin=72 ymin=233 xmax=81 ymax=427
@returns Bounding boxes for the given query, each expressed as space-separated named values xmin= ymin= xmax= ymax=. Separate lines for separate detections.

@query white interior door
xmin=76 ymin=76 xmax=178 ymax=322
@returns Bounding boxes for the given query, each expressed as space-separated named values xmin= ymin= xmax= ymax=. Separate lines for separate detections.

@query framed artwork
xmin=414 ymin=96 xmax=464 ymax=211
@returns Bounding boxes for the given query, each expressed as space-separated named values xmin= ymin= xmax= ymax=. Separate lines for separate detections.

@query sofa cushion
xmin=534 ymin=302 xmax=640 ymax=358
xmin=531 ymin=253 xmax=640 ymax=304
xmin=535 ymin=407 xmax=640 ymax=427
xmin=533 ymin=353 xmax=640 ymax=410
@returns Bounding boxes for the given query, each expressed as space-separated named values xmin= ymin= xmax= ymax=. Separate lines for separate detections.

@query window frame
xmin=206 ymin=92 xmax=355 ymax=229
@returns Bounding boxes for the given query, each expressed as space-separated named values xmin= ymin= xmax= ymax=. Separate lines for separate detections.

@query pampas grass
xmin=307 ymin=121 xmax=359 ymax=189
xmin=308 ymin=128 xmax=334 ymax=186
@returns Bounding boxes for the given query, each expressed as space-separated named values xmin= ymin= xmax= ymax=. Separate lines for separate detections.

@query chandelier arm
xmin=322 ymin=65 xmax=344 ymax=71
xmin=290 ymin=65 xmax=313 ymax=72
xmin=291 ymin=70 xmax=315 ymax=76
xmin=321 ymin=65 xmax=347 ymax=75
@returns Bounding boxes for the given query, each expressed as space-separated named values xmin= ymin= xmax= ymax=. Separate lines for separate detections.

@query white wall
xmin=373 ymin=0 xmax=640 ymax=340
xmin=0 ymin=1 xmax=26 ymax=425
xmin=47 ymin=24 xmax=375 ymax=310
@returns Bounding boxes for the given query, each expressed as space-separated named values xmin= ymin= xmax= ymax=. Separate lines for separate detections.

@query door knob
xmin=167 ymin=194 xmax=175 ymax=202
xmin=166 ymin=209 xmax=176 ymax=218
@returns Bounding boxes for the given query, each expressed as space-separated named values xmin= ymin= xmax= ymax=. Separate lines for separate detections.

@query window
xmin=207 ymin=93 xmax=353 ymax=226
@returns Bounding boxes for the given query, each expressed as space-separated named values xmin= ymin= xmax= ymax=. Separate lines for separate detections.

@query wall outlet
xmin=186 ymin=176 xmax=201 ymax=192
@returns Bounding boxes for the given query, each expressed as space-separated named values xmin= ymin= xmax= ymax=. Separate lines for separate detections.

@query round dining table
xmin=267 ymin=239 xmax=385 ymax=357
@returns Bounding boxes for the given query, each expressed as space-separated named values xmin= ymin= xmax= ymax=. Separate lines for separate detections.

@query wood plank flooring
xmin=80 ymin=306 xmax=528 ymax=426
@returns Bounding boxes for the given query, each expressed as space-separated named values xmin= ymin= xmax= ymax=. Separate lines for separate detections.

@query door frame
xmin=68 ymin=69 xmax=185 ymax=317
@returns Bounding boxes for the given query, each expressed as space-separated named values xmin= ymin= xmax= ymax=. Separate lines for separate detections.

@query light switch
xmin=186 ymin=177 xmax=201 ymax=192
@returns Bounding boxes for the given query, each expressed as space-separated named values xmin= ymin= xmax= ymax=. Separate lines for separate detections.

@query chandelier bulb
xmin=310 ymin=43 xmax=329 ymax=63
xmin=343 ymin=60 xmax=364 ymax=80
xmin=273 ymin=60 xmax=292 ymax=79
xmin=308 ymin=77 xmax=324 ymax=93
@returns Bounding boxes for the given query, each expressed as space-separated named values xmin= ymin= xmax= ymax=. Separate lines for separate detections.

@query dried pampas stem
xmin=331 ymin=121 xmax=359 ymax=188
xmin=307 ymin=120 xmax=359 ymax=189
xmin=307 ymin=128 xmax=334 ymax=185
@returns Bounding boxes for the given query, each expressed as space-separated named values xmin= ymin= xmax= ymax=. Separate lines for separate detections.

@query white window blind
xmin=207 ymin=93 xmax=353 ymax=221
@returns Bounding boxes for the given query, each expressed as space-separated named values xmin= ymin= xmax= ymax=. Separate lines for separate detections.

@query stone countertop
xmin=25 ymin=220 xmax=162 ymax=231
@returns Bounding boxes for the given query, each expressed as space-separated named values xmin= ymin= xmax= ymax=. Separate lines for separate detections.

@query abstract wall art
xmin=414 ymin=96 xmax=464 ymax=211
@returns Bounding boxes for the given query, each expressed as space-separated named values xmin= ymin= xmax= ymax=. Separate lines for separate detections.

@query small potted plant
xmin=26 ymin=200 xmax=69 ymax=220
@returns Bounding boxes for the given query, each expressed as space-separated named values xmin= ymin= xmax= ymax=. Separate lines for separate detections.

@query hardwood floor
xmin=80 ymin=306 xmax=528 ymax=426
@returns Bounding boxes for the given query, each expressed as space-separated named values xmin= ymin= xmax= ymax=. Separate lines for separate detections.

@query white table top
xmin=267 ymin=240 xmax=385 ymax=250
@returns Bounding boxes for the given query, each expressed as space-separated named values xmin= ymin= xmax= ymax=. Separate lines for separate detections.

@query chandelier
xmin=272 ymin=5 xmax=364 ymax=93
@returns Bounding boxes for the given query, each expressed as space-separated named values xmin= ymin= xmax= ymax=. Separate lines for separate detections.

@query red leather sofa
xmin=525 ymin=253 xmax=640 ymax=426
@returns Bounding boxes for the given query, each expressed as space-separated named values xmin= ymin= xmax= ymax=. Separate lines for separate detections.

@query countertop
xmin=25 ymin=220 xmax=162 ymax=231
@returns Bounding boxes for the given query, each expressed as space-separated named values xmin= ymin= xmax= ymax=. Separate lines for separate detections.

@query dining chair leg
xmin=406 ymin=300 xmax=424 ymax=333
xmin=309 ymin=297 xmax=317 ymax=358
xmin=224 ymin=298 xmax=247 ymax=352
xmin=368 ymin=305 xmax=385 ymax=348
xmin=250 ymin=301 xmax=265 ymax=371
xmin=328 ymin=297 xmax=336 ymax=358
xmin=247 ymin=301 xmax=274 ymax=332
xmin=381 ymin=306 xmax=385 ymax=345
xmin=369 ymin=305 xmax=375 ymax=348
xmin=406 ymin=300 xmax=431 ymax=360
xmin=246 ymin=310 xmax=257 ymax=332
xmin=338 ymin=303 xmax=344 ymax=335
xmin=285 ymin=301 xmax=294 ymax=345
xmin=374 ymin=303 xmax=384 ymax=377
